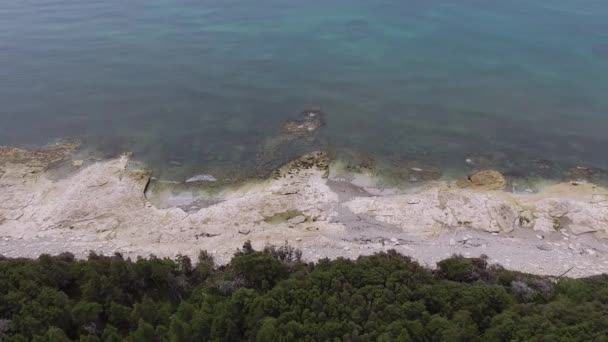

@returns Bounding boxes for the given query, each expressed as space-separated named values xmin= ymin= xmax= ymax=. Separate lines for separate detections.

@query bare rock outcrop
xmin=345 ymin=181 xmax=608 ymax=237
xmin=2 ymin=146 xmax=608 ymax=277
xmin=0 ymin=149 xmax=343 ymax=264
xmin=345 ymin=187 xmax=519 ymax=236
xmin=531 ymin=189 xmax=608 ymax=235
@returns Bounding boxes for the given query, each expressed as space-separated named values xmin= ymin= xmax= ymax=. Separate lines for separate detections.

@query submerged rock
xmin=281 ymin=108 xmax=326 ymax=136
xmin=463 ymin=154 xmax=497 ymax=170
xmin=255 ymin=108 xmax=327 ymax=176
xmin=404 ymin=161 xmax=442 ymax=182
xmin=0 ymin=143 xmax=78 ymax=168
xmin=564 ymin=166 xmax=596 ymax=183
xmin=456 ymin=170 xmax=506 ymax=190
xmin=336 ymin=148 xmax=376 ymax=173
xmin=387 ymin=159 xmax=442 ymax=183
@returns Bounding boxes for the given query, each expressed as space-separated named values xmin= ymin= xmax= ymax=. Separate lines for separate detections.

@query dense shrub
xmin=1 ymin=244 xmax=607 ymax=341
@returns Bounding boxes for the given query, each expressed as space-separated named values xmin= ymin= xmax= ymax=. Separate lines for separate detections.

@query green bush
xmin=1 ymin=243 xmax=607 ymax=341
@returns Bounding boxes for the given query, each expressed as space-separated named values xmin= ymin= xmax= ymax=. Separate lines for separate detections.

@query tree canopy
xmin=1 ymin=243 xmax=607 ymax=341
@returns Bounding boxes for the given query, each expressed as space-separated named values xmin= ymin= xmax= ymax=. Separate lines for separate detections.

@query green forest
xmin=1 ymin=242 xmax=607 ymax=341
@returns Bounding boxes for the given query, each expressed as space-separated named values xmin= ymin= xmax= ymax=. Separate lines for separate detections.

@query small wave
xmin=185 ymin=174 xmax=218 ymax=183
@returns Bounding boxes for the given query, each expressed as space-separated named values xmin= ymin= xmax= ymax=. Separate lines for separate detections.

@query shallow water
xmin=2 ymin=0 xmax=608 ymax=180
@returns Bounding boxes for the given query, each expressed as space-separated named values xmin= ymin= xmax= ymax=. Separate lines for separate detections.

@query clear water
xmin=2 ymin=0 xmax=608 ymax=180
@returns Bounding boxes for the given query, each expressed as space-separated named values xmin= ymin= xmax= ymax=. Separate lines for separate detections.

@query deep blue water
xmin=1 ymin=0 xmax=608 ymax=179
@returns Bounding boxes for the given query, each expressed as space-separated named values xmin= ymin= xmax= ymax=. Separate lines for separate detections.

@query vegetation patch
xmin=1 ymin=244 xmax=607 ymax=341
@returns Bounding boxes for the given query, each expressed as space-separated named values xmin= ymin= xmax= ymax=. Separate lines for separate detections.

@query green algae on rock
xmin=456 ymin=170 xmax=507 ymax=191
xmin=271 ymin=151 xmax=329 ymax=179
xmin=0 ymin=143 xmax=78 ymax=168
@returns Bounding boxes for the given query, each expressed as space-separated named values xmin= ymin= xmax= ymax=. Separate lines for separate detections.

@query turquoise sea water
xmin=1 ymin=0 xmax=608 ymax=180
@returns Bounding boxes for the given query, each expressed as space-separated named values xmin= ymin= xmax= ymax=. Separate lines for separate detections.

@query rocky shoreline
xmin=1 ymin=144 xmax=608 ymax=278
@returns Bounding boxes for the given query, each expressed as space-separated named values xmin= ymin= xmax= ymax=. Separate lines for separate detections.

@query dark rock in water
xmin=255 ymin=108 xmax=327 ymax=177
xmin=531 ymin=159 xmax=553 ymax=175
xmin=335 ymin=148 xmax=376 ymax=173
xmin=592 ymin=44 xmax=608 ymax=59
xmin=532 ymin=159 xmax=553 ymax=170
xmin=564 ymin=166 xmax=604 ymax=183
xmin=282 ymin=108 xmax=326 ymax=136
